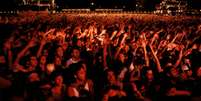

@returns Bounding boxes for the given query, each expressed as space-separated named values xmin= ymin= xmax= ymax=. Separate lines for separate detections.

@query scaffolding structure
xmin=155 ymin=0 xmax=187 ymax=15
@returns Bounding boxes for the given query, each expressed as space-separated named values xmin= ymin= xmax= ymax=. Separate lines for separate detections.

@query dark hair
xmin=104 ymin=69 xmax=117 ymax=81
xmin=164 ymin=65 xmax=174 ymax=74
xmin=69 ymin=62 xmax=84 ymax=75
xmin=71 ymin=46 xmax=80 ymax=53
xmin=51 ymin=71 xmax=63 ymax=81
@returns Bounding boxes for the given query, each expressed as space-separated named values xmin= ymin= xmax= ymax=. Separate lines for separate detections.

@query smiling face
xmin=186 ymin=70 xmax=192 ymax=77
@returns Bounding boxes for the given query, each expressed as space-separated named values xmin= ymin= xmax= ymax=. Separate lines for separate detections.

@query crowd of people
xmin=0 ymin=12 xmax=201 ymax=101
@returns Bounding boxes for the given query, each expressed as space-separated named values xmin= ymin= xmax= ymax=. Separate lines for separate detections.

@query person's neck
xmin=56 ymin=83 xmax=63 ymax=87
xmin=75 ymin=79 xmax=85 ymax=86
xmin=72 ymin=57 xmax=80 ymax=61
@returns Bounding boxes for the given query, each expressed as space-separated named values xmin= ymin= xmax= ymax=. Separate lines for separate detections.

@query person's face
xmin=56 ymin=47 xmax=63 ymax=57
xmin=72 ymin=49 xmax=80 ymax=59
xmin=124 ymin=45 xmax=130 ymax=53
xmin=40 ymin=56 xmax=46 ymax=65
xmin=55 ymin=75 xmax=63 ymax=85
xmin=184 ymin=59 xmax=191 ymax=65
xmin=170 ymin=68 xmax=179 ymax=77
xmin=119 ymin=53 xmax=125 ymax=62
xmin=30 ymin=56 xmax=38 ymax=67
xmin=76 ymin=68 xmax=86 ymax=81
xmin=196 ymin=67 xmax=201 ymax=77
xmin=77 ymin=40 xmax=82 ymax=47
xmin=180 ymin=72 xmax=188 ymax=80
xmin=29 ymin=73 xmax=40 ymax=82
xmin=62 ymin=42 xmax=68 ymax=51
xmin=146 ymin=70 xmax=154 ymax=81
xmin=0 ymin=55 xmax=6 ymax=64
xmin=54 ymin=57 xmax=61 ymax=66
xmin=107 ymin=71 xmax=116 ymax=84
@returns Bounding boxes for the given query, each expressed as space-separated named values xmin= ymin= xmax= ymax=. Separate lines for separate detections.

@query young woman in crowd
xmin=66 ymin=62 xmax=94 ymax=101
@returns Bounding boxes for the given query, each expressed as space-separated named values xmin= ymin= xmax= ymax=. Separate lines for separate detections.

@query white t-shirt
xmin=65 ymin=58 xmax=80 ymax=68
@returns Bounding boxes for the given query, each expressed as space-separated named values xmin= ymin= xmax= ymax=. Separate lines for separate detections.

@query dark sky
xmin=57 ymin=0 xmax=151 ymax=8
xmin=56 ymin=0 xmax=163 ymax=10
xmin=0 ymin=0 xmax=201 ymax=10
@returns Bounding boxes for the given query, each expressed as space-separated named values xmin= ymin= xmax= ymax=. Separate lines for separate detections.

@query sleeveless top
xmin=71 ymin=81 xmax=90 ymax=97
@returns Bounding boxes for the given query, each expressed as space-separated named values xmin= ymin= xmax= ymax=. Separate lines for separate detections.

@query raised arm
xmin=103 ymin=38 xmax=110 ymax=70
xmin=36 ymin=38 xmax=46 ymax=58
xmin=142 ymin=40 xmax=149 ymax=67
xmin=150 ymin=30 xmax=163 ymax=45
xmin=174 ymin=45 xmax=184 ymax=68
xmin=14 ymin=38 xmax=36 ymax=65
xmin=116 ymin=24 xmax=125 ymax=37
xmin=3 ymin=39 xmax=13 ymax=69
xmin=114 ymin=34 xmax=127 ymax=59
xmin=114 ymin=43 xmax=124 ymax=60
xmin=149 ymin=44 xmax=163 ymax=72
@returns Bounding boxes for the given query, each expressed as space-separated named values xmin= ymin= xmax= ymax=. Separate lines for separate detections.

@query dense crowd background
xmin=0 ymin=12 xmax=201 ymax=101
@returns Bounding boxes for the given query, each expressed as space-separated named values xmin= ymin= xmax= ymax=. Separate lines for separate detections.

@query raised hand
xmin=40 ymin=38 xmax=46 ymax=46
xmin=107 ymin=89 xmax=118 ymax=97
xmin=119 ymin=42 xmax=125 ymax=49
xmin=179 ymin=44 xmax=185 ymax=51
xmin=141 ymin=39 xmax=147 ymax=48
xmin=27 ymin=37 xmax=37 ymax=47
xmin=120 ymin=33 xmax=128 ymax=45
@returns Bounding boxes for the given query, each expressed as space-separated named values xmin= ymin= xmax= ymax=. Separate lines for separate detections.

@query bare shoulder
xmin=67 ymin=85 xmax=76 ymax=97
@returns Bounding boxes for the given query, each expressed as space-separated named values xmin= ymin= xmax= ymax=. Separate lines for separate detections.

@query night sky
xmin=0 ymin=0 xmax=201 ymax=10
xmin=57 ymin=0 xmax=160 ymax=9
